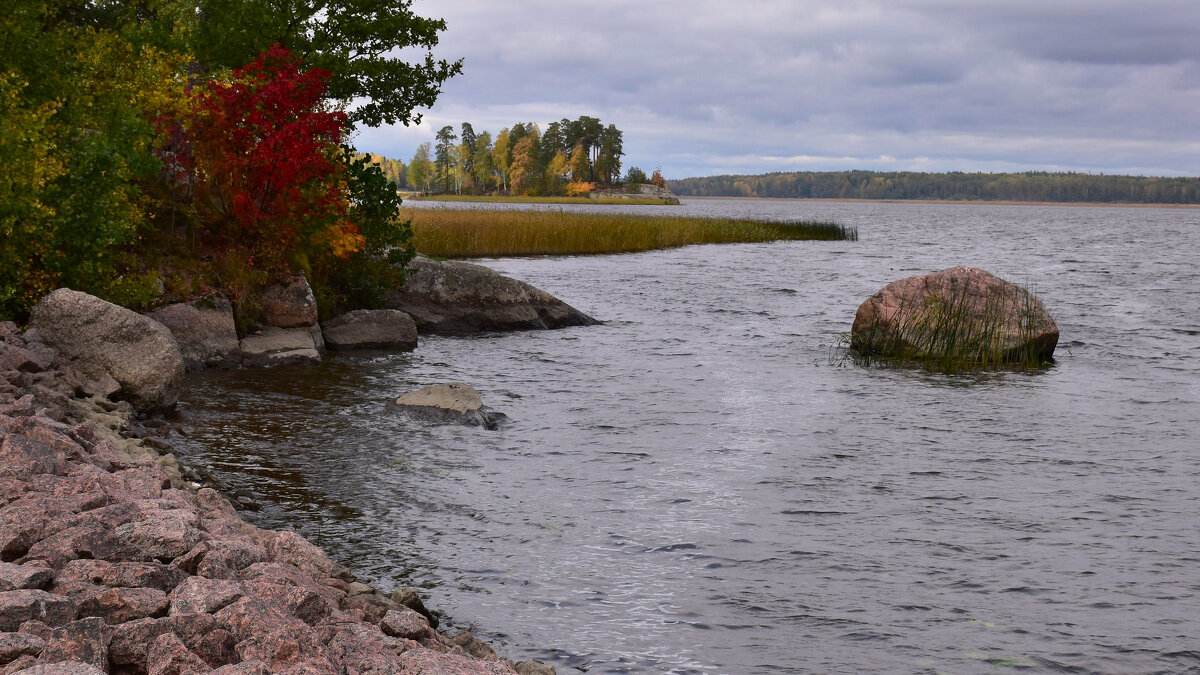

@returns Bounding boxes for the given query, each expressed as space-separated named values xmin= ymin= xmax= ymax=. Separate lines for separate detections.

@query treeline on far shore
xmin=668 ymin=171 xmax=1200 ymax=204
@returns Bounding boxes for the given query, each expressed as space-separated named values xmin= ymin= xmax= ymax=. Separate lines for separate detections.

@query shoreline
xmin=0 ymin=320 xmax=552 ymax=674
xmin=679 ymin=195 xmax=1200 ymax=209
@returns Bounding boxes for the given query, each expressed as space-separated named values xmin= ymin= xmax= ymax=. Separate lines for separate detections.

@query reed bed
xmin=409 ymin=195 xmax=674 ymax=206
xmin=405 ymin=207 xmax=857 ymax=258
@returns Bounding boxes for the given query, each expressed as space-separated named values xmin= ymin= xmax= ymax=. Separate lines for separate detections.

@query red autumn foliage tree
xmin=183 ymin=45 xmax=362 ymax=273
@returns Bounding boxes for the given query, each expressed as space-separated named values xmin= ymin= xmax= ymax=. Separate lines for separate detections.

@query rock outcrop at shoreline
xmin=387 ymin=258 xmax=598 ymax=334
xmin=0 ymin=323 xmax=553 ymax=673
xmin=321 ymin=310 xmax=417 ymax=352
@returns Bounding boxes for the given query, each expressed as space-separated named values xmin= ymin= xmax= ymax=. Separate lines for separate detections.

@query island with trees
xmin=384 ymin=117 xmax=673 ymax=203
xmin=669 ymin=170 xmax=1200 ymax=205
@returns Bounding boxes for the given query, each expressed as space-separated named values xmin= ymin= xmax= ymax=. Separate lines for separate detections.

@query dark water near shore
xmin=175 ymin=199 xmax=1200 ymax=674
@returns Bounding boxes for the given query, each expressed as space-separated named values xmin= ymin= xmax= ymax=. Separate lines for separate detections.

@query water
xmin=174 ymin=199 xmax=1200 ymax=674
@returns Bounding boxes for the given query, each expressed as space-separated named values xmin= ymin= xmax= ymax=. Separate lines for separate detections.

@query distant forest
xmin=668 ymin=171 xmax=1200 ymax=204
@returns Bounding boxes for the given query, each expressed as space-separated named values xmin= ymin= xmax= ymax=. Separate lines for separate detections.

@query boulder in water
xmin=851 ymin=266 xmax=1058 ymax=367
xmin=393 ymin=382 xmax=506 ymax=429
xmin=387 ymin=257 xmax=598 ymax=334
xmin=239 ymin=326 xmax=324 ymax=368
xmin=321 ymin=309 xmax=417 ymax=351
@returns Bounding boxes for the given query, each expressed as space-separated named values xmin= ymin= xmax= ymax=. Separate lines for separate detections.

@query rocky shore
xmin=1 ymin=297 xmax=558 ymax=673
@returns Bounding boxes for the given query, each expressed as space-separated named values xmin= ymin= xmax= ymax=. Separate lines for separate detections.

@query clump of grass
xmin=409 ymin=194 xmax=676 ymax=206
xmin=405 ymin=207 xmax=856 ymax=257
xmin=842 ymin=280 xmax=1056 ymax=373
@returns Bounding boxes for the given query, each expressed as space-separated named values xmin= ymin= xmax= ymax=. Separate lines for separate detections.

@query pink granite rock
xmin=0 ymin=562 xmax=53 ymax=591
xmin=35 ymin=617 xmax=110 ymax=670
xmin=379 ymin=609 xmax=433 ymax=641
xmin=74 ymin=585 xmax=170 ymax=624
xmin=0 ymin=591 xmax=76 ymax=631
xmin=396 ymin=649 xmax=518 ymax=674
xmin=214 ymin=596 xmax=329 ymax=668
xmin=146 ymin=631 xmax=212 ymax=675
xmin=0 ymin=633 xmax=45 ymax=665
xmin=55 ymin=559 xmax=188 ymax=593
xmin=851 ymin=266 xmax=1059 ymax=364
xmin=169 ymin=576 xmax=244 ymax=615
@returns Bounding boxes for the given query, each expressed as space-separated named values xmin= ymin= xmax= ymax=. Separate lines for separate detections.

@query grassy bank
xmin=405 ymin=207 xmax=857 ymax=257
xmin=407 ymin=194 xmax=677 ymax=206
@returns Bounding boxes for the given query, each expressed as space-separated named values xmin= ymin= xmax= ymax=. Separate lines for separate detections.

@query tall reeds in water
xmin=846 ymin=278 xmax=1058 ymax=373
xmin=405 ymin=207 xmax=856 ymax=258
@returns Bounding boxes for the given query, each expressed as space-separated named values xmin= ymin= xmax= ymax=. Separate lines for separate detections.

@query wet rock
xmin=387 ymin=257 xmax=598 ymax=334
xmin=239 ymin=327 xmax=323 ymax=368
xmin=321 ymin=310 xmax=417 ymax=351
xmin=393 ymin=383 xmax=506 ymax=430
xmin=29 ymin=289 xmax=184 ymax=413
xmin=390 ymin=588 xmax=438 ymax=628
xmin=514 ymin=662 xmax=556 ymax=675
xmin=146 ymin=632 xmax=212 ymax=675
xmin=451 ymin=631 xmax=498 ymax=661
xmin=0 ymin=591 xmax=76 ymax=631
xmin=0 ymin=562 xmax=53 ymax=591
xmin=851 ymin=266 xmax=1059 ymax=365
xmin=145 ymin=297 xmax=241 ymax=371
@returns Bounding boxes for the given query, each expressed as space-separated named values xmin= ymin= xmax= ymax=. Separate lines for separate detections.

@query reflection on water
xmin=176 ymin=200 xmax=1200 ymax=674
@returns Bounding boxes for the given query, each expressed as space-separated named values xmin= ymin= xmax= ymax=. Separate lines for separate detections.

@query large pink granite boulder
xmin=851 ymin=266 xmax=1058 ymax=366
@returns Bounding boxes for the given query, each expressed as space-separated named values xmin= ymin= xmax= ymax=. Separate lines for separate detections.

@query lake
xmin=175 ymin=199 xmax=1200 ymax=674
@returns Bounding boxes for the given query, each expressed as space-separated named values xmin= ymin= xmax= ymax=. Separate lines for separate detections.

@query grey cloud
xmin=376 ymin=0 xmax=1200 ymax=177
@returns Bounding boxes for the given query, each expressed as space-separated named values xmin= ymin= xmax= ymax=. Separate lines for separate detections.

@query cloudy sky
xmin=353 ymin=0 xmax=1200 ymax=179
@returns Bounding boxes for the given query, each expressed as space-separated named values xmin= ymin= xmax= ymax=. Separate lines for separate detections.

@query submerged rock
xmin=387 ymin=257 xmax=598 ymax=334
xmin=30 ymin=289 xmax=185 ymax=413
xmin=321 ymin=309 xmax=417 ymax=351
xmin=850 ymin=266 xmax=1059 ymax=366
xmin=393 ymin=382 xmax=506 ymax=430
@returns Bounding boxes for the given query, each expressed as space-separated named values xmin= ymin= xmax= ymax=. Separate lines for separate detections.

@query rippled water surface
xmin=175 ymin=200 xmax=1200 ymax=674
